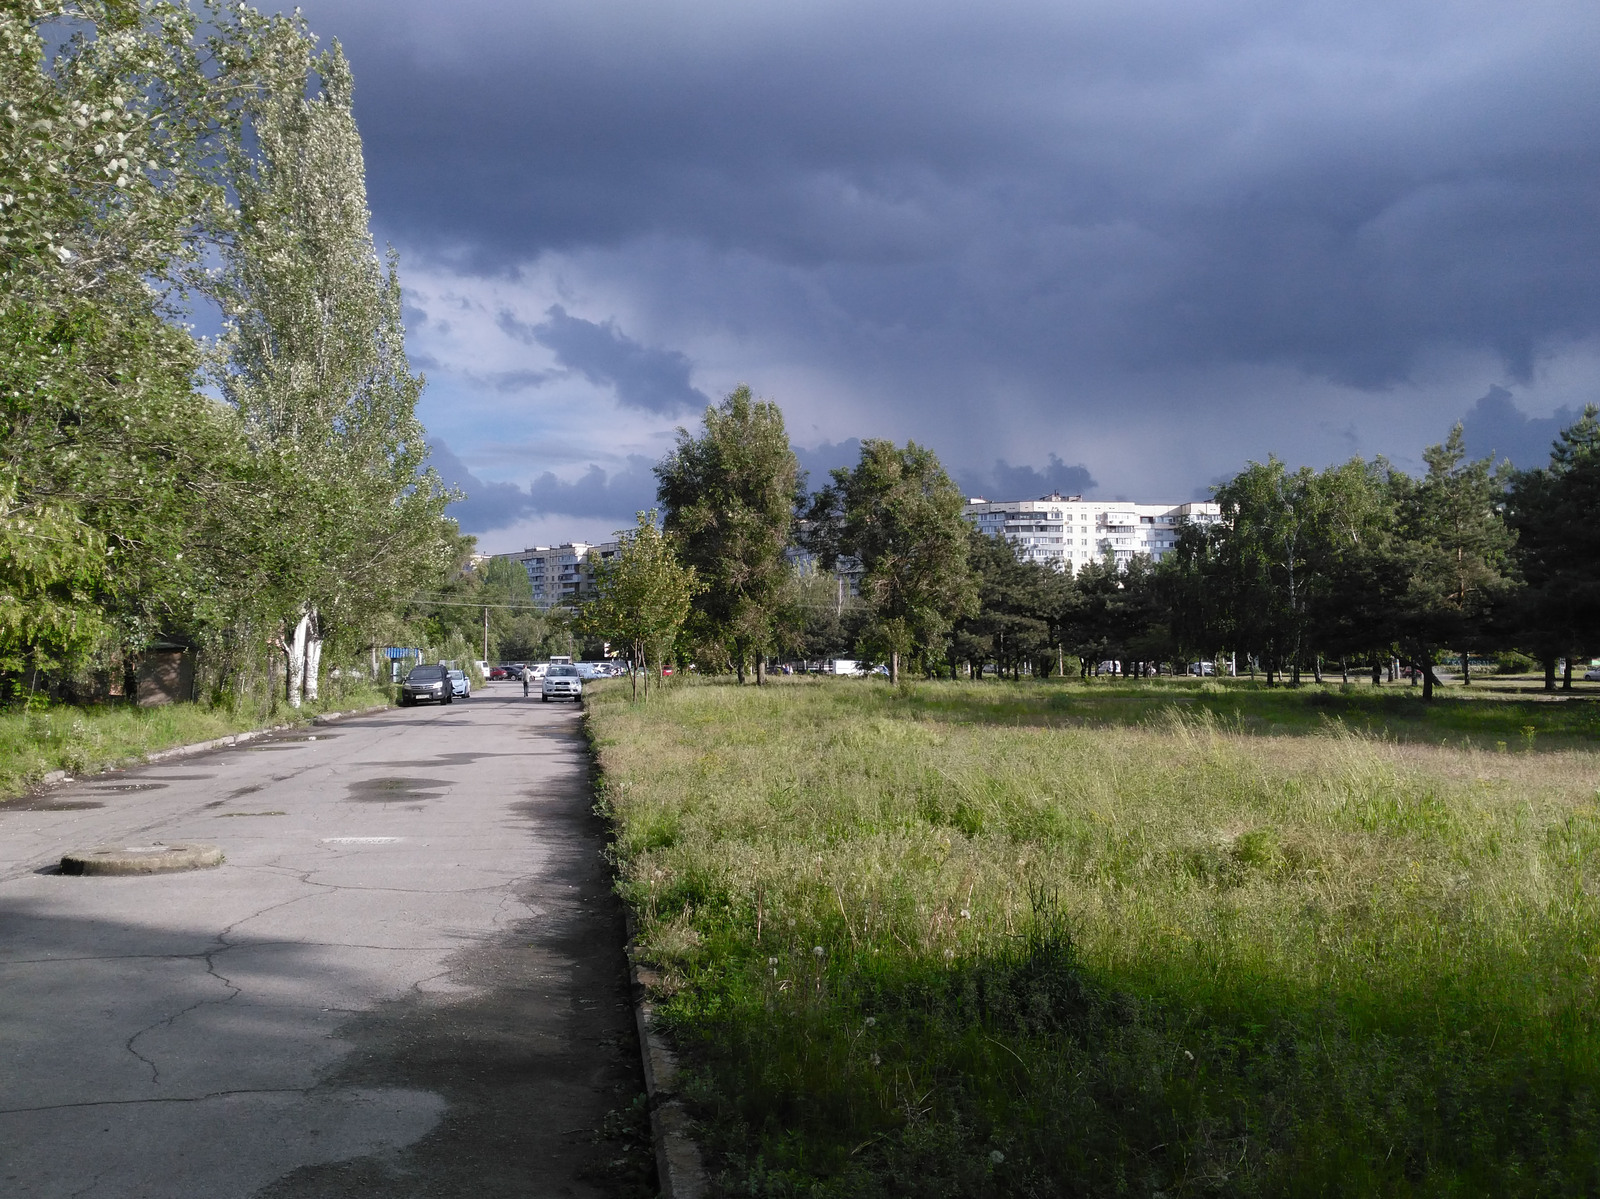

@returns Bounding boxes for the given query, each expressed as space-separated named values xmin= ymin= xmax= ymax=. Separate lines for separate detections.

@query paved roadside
xmin=0 ymin=686 xmax=649 ymax=1198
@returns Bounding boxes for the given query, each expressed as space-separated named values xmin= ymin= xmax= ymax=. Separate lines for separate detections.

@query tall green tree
xmin=805 ymin=440 xmax=975 ymax=684
xmin=212 ymin=24 xmax=455 ymax=705
xmin=952 ymin=528 xmax=1064 ymax=679
xmin=1507 ymin=406 xmax=1600 ymax=690
xmin=1389 ymin=426 xmax=1515 ymax=700
xmin=0 ymin=1 xmax=254 ymax=695
xmin=581 ymin=512 xmax=702 ymax=699
xmin=1209 ymin=459 xmax=1317 ymax=683
xmin=654 ymin=386 xmax=799 ymax=683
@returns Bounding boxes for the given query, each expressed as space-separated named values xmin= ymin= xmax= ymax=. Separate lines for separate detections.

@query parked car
xmin=447 ymin=669 xmax=471 ymax=698
xmin=542 ymin=664 xmax=583 ymax=702
xmin=1584 ymin=667 xmax=1600 ymax=682
xmin=489 ymin=665 xmax=509 ymax=680
xmin=400 ymin=663 xmax=452 ymax=706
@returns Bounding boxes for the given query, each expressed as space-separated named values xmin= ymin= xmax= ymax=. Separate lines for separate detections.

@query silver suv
xmin=541 ymin=664 xmax=582 ymax=703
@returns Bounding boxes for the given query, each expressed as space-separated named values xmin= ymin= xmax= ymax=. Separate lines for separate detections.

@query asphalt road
xmin=0 ymin=686 xmax=649 ymax=1198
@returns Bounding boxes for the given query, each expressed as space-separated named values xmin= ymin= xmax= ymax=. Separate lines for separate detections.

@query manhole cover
xmin=59 ymin=842 xmax=225 ymax=875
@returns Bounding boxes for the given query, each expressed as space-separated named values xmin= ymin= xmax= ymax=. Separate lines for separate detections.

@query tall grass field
xmin=588 ymin=677 xmax=1600 ymax=1197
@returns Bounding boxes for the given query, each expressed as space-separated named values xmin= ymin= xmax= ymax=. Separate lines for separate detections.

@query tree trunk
xmin=1313 ymin=654 xmax=1323 ymax=685
xmin=756 ymin=656 xmax=766 ymax=686
xmin=303 ymin=615 xmax=323 ymax=704
xmin=1544 ymin=656 xmax=1557 ymax=692
xmin=1371 ymin=655 xmax=1382 ymax=687
xmin=890 ymin=650 xmax=899 ymax=685
xmin=1461 ymin=650 xmax=1471 ymax=687
xmin=1563 ymin=655 xmax=1574 ymax=691
xmin=284 ymin=609 xmax=312 ymax=708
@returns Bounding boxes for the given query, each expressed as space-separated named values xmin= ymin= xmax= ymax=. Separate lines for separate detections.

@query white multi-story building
xmin=963 ymin=492 xmax=1223 ymax=572
xmin=497 ymin=541 xmax=620 ymax=608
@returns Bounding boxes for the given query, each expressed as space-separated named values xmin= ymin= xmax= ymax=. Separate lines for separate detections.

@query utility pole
xmin=482 ymin=606 xmax=489 ymax=663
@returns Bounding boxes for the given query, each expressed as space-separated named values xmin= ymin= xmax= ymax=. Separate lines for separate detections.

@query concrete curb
xmin=626 ymin=915 xmax=708 ymax=1199
xmin=31 ymin=703 xmax=391 ymax=790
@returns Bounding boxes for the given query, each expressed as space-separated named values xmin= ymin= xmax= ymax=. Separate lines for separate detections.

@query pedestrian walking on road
xmin=522 ymin=666 xmax=532 ymax=697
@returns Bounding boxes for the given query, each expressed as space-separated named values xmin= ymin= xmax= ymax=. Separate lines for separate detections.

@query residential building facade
xmin=963 ymin=492 xmax=1223 ymax=571
xmin=496 ymin=541 xmax=620 ymax=608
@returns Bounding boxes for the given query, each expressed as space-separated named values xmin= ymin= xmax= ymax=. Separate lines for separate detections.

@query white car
xmin=1584 ymin=667 xmax=1600 ymax=682
xmin=542 ymin=664 xmax=583 ymax=702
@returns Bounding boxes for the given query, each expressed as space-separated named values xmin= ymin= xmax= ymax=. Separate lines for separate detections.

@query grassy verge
xmin=0 ymin=684 xmax=391 ymax=801
xmin=589 ymin=677 xmax=1600 ymax=1197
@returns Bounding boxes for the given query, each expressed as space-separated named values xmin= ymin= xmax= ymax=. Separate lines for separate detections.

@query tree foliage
xmin=580 ymin=511 xmax=702 ymax=699
xmin=0 ymin=1 xmax=459 ymax=707
xmin=655 ymin=386 xmax=798 ymax=682
xmin=806 ymin=440 xmax=975 ymax=683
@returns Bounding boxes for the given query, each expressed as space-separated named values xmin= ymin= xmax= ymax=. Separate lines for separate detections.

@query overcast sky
xmin=296 ymin=0 xmax=1600 ymax=551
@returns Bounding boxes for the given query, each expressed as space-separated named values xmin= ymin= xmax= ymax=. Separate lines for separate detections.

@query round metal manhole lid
xmin=59 ymin=842 xmax=225 ymax=876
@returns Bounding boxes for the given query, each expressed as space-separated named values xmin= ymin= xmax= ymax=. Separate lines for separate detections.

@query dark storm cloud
xmin=428 ymin=439 xmax=534 ymax=533
xmin=793 ymin=439 xmax=862 ymax=491
xmin=1458 ymin=386 xmax=1584 ymax=470
xmin=328 ymin=0 xmax=1600 ymax=394
xmin=428 ymin=439 xmax=656 ymax=533
xmin=794 ymin=438 xmax=1094 ymax=502
xmin=966 ymin=455 xmax=1097 ymax=502
xmin=497 ymin=306 xmax=708 ymax=414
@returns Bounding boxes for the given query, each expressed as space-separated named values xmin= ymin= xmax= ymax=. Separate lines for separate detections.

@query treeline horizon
xmin=579 ymin=393 xmax=1599 ymax=701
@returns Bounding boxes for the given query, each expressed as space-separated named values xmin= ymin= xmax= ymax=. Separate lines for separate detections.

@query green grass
xmin=0 ymin=684 xmax=391 ymax=801
xmin=588 ymin=677 xmax=1600 ymax=1197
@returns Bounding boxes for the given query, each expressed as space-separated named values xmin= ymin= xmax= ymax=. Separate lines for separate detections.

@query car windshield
xmin=405 ymin=666 xmax=445 ymax=682
xmin=550 ymin=666 xmax=579 ymax=677
xmin=447 ymin=670 xmax=465 ymax=680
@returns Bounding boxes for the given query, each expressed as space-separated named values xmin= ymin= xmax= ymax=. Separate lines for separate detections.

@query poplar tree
xmin=213 ymin=23 xmax=453 ymax=705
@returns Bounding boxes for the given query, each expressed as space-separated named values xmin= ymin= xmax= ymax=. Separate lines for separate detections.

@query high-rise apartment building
xmin=496 ymin=541 xmax=620 ymax=608
xmin=963 ymin=492 xmax=1223 ymax=571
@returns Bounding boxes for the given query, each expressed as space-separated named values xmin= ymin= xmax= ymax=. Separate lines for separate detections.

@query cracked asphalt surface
xmin=0 ymin=687 xmax=648 ymax=1198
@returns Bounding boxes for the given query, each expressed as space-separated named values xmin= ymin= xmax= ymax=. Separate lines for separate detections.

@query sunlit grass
xmin=590 ymin=677 xmax=1600 ymax=1196
xmin=0 ymin=684 xmax=391 ymax=800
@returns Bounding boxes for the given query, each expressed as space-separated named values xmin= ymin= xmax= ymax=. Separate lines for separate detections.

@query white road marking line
xmin=321 ymin=836 xmax=403 ymax=844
